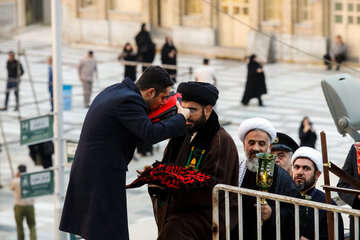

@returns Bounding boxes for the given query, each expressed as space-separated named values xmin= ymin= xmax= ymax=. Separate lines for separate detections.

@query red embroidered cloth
xmin=355 ymin=142 xmax=360 ymax=175
xmin=126 ymin=162 xmax=216 ymax=190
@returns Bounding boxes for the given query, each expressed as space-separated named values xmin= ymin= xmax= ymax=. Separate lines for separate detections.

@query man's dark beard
xmin=295 ymin=173 xmax=316 ymax=192
xmin=187 ymin=109 xmax=207 ymax=134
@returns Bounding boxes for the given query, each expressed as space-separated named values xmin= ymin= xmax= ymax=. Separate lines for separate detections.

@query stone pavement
xmin=0 ymin=26 xmax=359 ymax=239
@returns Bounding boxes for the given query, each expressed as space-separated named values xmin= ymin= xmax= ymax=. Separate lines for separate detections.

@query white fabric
xmin=291 ymin=146 xmax=323 ymax=173
xmin=194 ymin=65 xmax=216 ymax=85
xmin=238 ymin=117 xmax=276 ymax=142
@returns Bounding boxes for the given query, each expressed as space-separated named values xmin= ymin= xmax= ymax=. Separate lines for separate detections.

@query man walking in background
xmin=194 ymin=58 xmax=217 ymax=86
xmin=10 ymin=164 xmax=37 ymax=240
xmin=78 ymin=50 xmax=98 ymax=108
xmin=1 ymin=51 xmax=24 ymax=111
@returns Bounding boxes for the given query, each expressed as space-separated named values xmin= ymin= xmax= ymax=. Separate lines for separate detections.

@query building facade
xmin=5 ymin=0 xmax=360 ymax=63
xmin=0 ymin=0 xmax=50 ymax=37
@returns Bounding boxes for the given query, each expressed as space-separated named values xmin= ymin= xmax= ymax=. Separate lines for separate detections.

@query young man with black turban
xmin=147 ymin=81 xmax=239 ymax=240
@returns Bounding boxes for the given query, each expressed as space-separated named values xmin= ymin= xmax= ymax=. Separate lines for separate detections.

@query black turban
xmin=177 ymin=81 xmax=219 ymax=106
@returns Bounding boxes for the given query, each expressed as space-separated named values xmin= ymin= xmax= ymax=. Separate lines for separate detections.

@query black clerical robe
xmin=232 ymin=164 xmax=301 ymax=240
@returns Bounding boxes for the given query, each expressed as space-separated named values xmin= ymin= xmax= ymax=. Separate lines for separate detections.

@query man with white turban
xmin=231 ymin=117 xmax=301 ymax=240
xmin=292 ymin=147 xmax=344 ymax=240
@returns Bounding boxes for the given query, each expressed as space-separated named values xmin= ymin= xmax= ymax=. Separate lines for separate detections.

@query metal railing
xmin=212 ymin=184 xmax=360 ymax=240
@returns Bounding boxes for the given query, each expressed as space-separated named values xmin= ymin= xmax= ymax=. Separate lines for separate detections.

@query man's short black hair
xmin=136 ymin=66 xmax=174 ymax=95
xmin=88 ymin=51 xmax=93 ymax=55
xmin=18 ymin=164 xmax=26 ymax=173
xmin=203 ymin=58 xmax=209 ymax=65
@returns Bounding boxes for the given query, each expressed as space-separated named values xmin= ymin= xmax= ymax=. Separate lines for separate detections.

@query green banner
xmin=70 ymin=234 xmax=82 ymax=240
xmin=20 ymin=169 xmax=54 ymax=199
xmin=20 ymin=114 xmax=54 ymax=145
xmin=66 ymin=140 xmax=78 ymax=164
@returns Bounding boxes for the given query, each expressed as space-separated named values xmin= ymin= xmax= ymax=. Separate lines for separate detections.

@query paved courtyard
xmin=0 ymin=26 xmax=359 ymax=239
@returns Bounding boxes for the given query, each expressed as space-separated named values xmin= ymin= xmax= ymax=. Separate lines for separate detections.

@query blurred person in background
xmin=10 ymin=164 xmax=37 ymax=240
xmin=299 ymin=117 xmax=317 ymax=149
xmin=78 ymin=50 xmax=98 ymax=108
xmin=118 ymin=42 xmax=137 ymax=81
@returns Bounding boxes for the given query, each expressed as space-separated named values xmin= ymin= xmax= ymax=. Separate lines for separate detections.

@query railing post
xmin=212 ymin=187 xmax=220 ymax=240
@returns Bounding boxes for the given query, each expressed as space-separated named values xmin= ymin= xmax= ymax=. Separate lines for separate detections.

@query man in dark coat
xmin=292 ymin=147 xmax=344 ymax=240
xmin=135 ymin=23 xmax=155 ymax=72
xmin=59 ymin=66 xmax=190 ymax=240
xmin=337 ymin=144 xmax=360 ymax=240
xmin=161 ymin=36 xmax=177 ymax=82
xmin=241 ymin=54 xmax=267 ymax=106
xmin=1 ymin=51 xmax=24 ymax=111
xmin=147 ymin=82 xmax=239 ymax=240
xmin=233 ymin=118 xmax=301 ymax=239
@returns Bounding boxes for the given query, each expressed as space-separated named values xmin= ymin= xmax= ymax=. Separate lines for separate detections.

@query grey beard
xmin=246 ymin=157 xmax=258 ymax=172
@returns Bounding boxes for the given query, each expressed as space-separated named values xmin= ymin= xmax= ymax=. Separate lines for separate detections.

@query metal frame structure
xmin=212 ymin=184 xmax=360 ymax=240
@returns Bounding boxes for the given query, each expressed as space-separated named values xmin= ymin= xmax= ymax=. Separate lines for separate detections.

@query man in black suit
xmin=292 ymin=147 xmax=344 ymax=240
xmin=59 ymin=66 xmax=190 ymax=240
xmin=337 ymin=144 xmax=360 ymax=240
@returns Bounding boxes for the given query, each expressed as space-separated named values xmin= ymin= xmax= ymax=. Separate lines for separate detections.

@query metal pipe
xmin=275 ymin=200 xmax=280 ymax=240
xmin=256 ymin=196 xmax=262 ymax=240
xmin=225 ymin=191 xmax=230 ymax=240
xmin=238 ymin=194 xmax=243 ymax=240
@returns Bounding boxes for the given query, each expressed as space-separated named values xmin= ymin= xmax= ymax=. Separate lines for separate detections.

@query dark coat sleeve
xmin=337 ymin=145 xmax=359 ymax=207
xmin=114 ymin=96 xmax=186 ymax=144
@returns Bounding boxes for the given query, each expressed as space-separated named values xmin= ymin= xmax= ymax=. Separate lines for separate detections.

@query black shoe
xmin=0 ymin=107 xmax=7 ymax=111
xmin=14 ymin=106 xmax=19 ymax=111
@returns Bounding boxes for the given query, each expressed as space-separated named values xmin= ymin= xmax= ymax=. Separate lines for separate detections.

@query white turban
xmin=291 ymin=147 xmax=323 ymax=173
xmin=238 ymin=118 xmax=277 ymax=143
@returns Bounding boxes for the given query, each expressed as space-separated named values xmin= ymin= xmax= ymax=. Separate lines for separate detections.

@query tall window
xmin=185 ymin=0 xmax=202 ymax=15
xmin=297 ymin=0 xmax=312 ymax=23
xmin=109 ymin=0 xmax=141 ymax=13
xmin=80 ymin=0 xmax=96 ymax=8
xmin=264 ymin=0 xmax=281 ymax=21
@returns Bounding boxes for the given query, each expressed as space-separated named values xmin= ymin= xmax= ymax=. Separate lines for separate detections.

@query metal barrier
xmin=212 ymin=184 xmax=360 ymax=240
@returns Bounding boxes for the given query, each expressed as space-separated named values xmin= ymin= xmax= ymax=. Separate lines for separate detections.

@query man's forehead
xmin=244 ymin=129 xmax=270 ymax=141
xmin=182 ymin=100 xmax=202 ymax=108
xmin=293 ymin=157 xmax=315 ymax=167
xmin=272 ymin=149 xmax=287 ymax=154
xmin=159 ymin=87 xmax=171 ymax=96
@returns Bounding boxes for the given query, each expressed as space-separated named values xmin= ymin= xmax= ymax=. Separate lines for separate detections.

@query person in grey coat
xmin=324 ymin=35 xmax=347 ymax=71
xmin=59 ymin=66 xmax=190 ymax=240
xmin=78 ymin=50 xmax=98 ymax=107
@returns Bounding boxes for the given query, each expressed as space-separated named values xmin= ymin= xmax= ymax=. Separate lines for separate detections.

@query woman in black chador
xmin=118 ymin=42 xmax=137 ymax=81
xmin=299 ymin=116 xmax=317 ymax=148
xmin=241 ymin=54 xmax=267 ymax=106
xmin=135 ymin=23 xmax=155 ymax=72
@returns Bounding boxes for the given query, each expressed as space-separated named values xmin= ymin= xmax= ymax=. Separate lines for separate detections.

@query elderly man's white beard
xmin=246 ymin=147 xmax=271 ymax=172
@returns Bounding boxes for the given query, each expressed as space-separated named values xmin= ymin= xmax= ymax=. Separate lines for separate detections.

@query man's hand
xmin=136 ymin=165 xmax=153 ymax=177
xmin=176 ymin=101 xmax=190 ymax=119
xmin=261 ymin=204 xmax=272 ymax=221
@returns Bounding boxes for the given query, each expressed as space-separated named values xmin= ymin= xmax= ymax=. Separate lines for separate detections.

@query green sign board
xmin=70 ymin=234 xmax=82 ymax=240
xmin=20 ymin=114 xmax=54 ymax=145
xmin=66 ymin=140 xmax=78 ymax=164
xmin=20 ymin=169 xmax=54 ymax=199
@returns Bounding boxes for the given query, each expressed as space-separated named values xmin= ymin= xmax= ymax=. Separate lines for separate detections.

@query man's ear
xmin=145 ymin=88 xmax=156 ymax=98
xmin=315 ymin=170 xmax=321 ymax=181
xmin=204 ymin=105 xmax=212 ymax=118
